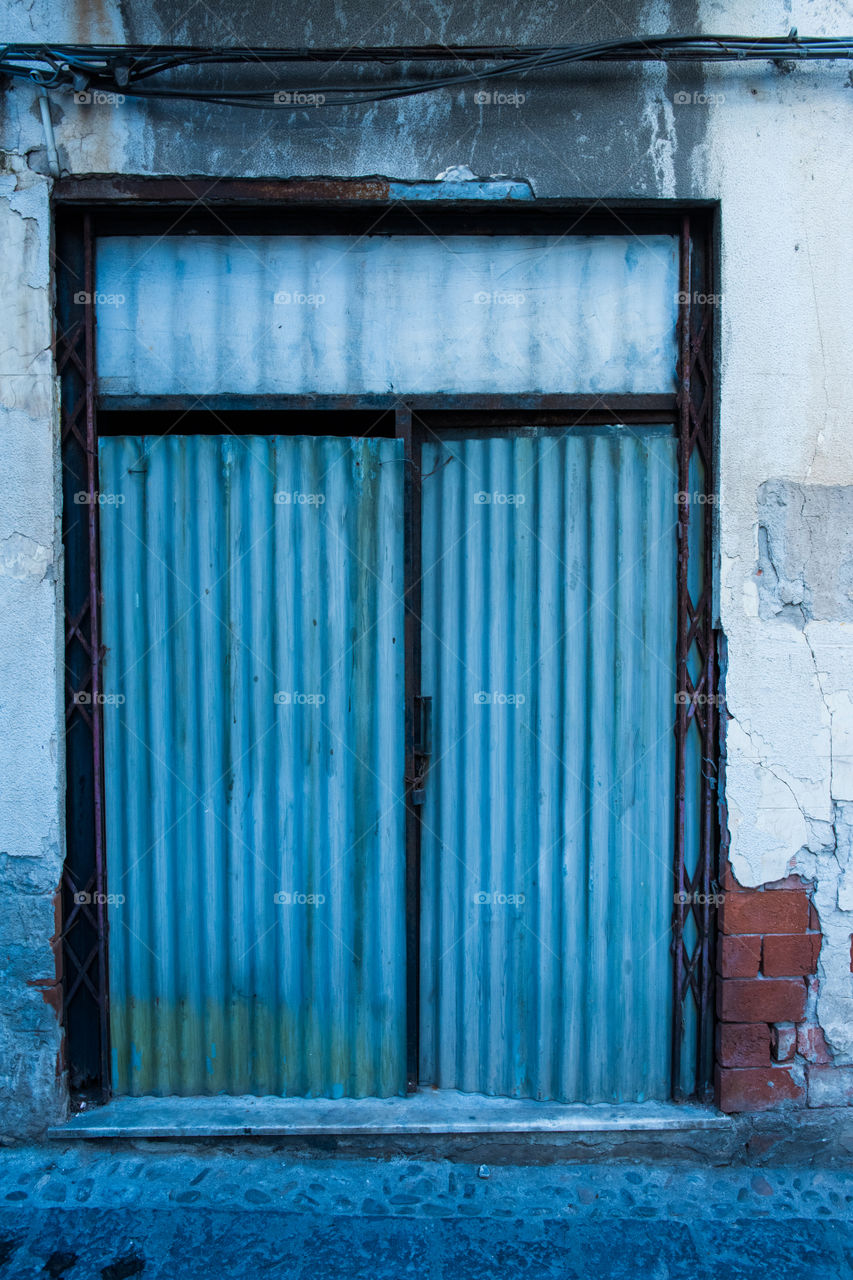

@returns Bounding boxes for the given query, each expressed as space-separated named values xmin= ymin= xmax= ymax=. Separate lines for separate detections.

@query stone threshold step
xmin=49 ymin=1091 xmax=730 ymax=1139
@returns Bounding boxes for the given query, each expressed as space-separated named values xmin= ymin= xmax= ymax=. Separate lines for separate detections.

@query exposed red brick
xmin=797 ymin=1024 xmax=832 ymax=1064
xmin=28 ymin=977 xmax=63 ymax=1018
xmin=810 ymin=901 xmax=821 ymax=931
xmin=719 ymin=861 xmax=743 ymax=893
xmin=770 ymin=1022 xmax=796 ymax=1063
xmin=717 ymin=978 xmax=807 ymax=1024
xmin=762 ymin=933 xmax=822 ymax=977
xmin=52 ymin=887 xmax=63 ymax=949
xmin=718 ymin=934 xmax=761 ymax=978
xmin=717 ymin=1065 xmax=805 ymax=1113
xmin=764 ymin=874 xmax=811 ymax=892
xmin=31 ymin=886 xmax=65 ymax=1023
xmin=717 ymin=1022 xmax=771 ymax=1067
xmin=719 ymin=890 xmax=810 ymax=936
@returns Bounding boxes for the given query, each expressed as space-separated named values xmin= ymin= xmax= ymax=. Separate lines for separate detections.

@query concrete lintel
xmin=49 ymin=1090 xmax=730 ymax=1139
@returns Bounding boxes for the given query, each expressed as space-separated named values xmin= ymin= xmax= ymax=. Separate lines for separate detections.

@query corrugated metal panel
xmin=95 ymin=234 xmax=678 ymax=397
xmin=418 ymin=426 xmax=679 ymax=1102
xmin=98 ymin=434 xmax=407 ymax=1097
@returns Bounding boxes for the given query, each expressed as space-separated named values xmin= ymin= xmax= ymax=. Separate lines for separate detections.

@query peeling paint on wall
xmin=757 ymin=481 xmax=853 ymax=624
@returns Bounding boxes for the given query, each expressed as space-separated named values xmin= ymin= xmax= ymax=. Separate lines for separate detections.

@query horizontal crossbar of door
xmin=98 ymin=393 xmax=678 ymax=426
xmin=58 ymin=193 xmax=712 ymax=240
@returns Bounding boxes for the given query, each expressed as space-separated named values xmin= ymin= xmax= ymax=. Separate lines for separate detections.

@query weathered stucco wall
xmin=0 ymin=0 xmax=851 ymax=1134
xmin=702 ymin=38 xmax=853 ymax=1092
xmin=0 ymin=157 xmax=66 ymax=1136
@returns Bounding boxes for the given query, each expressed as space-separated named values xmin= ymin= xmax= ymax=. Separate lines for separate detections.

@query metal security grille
xmin=673 ymin=216 xmax=717 ymax=1101
xmin=56 ymin=213 xmax=110 ymax=1094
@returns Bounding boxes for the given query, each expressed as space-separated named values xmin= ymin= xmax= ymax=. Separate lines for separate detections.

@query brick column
xmin=716 ymin=870 xmax=822 ymax=1112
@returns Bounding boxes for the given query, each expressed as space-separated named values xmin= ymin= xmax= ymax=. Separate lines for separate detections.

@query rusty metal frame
xmin=97 ymin=393 xmax=677 ymax=417
xmin=56 ymin=211 xmax=110 ymax=1097
xmin=673 ymin=213 xmax=718 ymax=1102
xmin=57 ymin=191 xmax=717 ymax=1104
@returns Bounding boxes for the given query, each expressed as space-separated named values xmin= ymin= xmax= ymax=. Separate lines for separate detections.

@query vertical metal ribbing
xmin=83 ymin=214 xmax=111 ymax=1097
xmin=101 ymin=434 xmax=408 ymax=1096
xmin=419 ymin=427 xmax=677 ymax=1103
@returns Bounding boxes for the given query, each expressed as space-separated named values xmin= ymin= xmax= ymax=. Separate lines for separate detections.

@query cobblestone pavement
xmin=0 ymin=1147 xmax=850 ymax=1278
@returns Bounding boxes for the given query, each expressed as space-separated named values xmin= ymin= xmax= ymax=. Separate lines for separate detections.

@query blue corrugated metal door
xmin=94 ymin=232 xmax=686 ymax=1104
xmin=99 ymin=434 xmax=407 ymax=1097
xmin=419 ymin=426 xmax=678 ymax=1103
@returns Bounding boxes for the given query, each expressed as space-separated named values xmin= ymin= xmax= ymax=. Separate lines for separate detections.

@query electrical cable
xmin=0 ymin=36 xmax=850 ymax=109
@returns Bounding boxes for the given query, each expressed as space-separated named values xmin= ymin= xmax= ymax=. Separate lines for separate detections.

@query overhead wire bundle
xmin=0 ymin=36 xmax=851 ymax=109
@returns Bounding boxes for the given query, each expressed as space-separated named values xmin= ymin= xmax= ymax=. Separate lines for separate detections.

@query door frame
xmin=55 ymin=188 xmax=718 ymax=1104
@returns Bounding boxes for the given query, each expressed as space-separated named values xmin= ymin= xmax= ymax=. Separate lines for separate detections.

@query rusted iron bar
xmin=83 ymin=214 xmax=111 ymax=1098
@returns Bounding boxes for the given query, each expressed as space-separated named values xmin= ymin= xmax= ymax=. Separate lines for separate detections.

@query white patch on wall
xmin=0 ymin=532 xmax=52 ymax=581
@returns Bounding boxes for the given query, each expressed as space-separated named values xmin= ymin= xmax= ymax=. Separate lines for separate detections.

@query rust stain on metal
xmin=54 ymin=175 xmax=392 ymax=204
